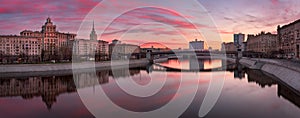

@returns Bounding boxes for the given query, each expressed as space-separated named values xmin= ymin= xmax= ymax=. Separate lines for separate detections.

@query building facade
xmin=234 ymin=33 xmax=246 ymax=51
xmin=247 ymin=32 xmax=278 ymax=54
xmin=189 ymin=39 xmax=204 ymax=51
xmin=0 ymin=17 xmax=76 ymax=63
xmin=234 ymin=33 xmax=245 ymax=45
xmin=96 ymin=40 xmax=109 ymax=60
xmin=277 ymin=19 xmax=300 ymax=58
xmin=72 ymin=22 xmax=109 ymax=61
xmin=0 ymin=35 xmax=42 ymax=63
xmin=109 ymin=39 xmax=140 ymax=60
xmin=73 ymin=39 xmax=97 ymax=60
xmin=40 ymin=17 xmax=76 ymax=61
xmin=222 ymin=42 xmax=236 ymax=52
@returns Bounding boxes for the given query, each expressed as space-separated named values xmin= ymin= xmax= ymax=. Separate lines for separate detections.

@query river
xmin=0 ymin=59 xmax=299 ymax=118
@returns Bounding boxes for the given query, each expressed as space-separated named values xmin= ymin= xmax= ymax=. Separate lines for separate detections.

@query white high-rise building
xmin=72 ymin=22 xmax=109 ymax=60
xmin=189 ymin=39 xmax=204 ymax=51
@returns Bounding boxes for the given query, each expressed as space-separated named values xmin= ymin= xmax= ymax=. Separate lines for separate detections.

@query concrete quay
xmin=239 ymin=57 xmax=300 ymax=93
xmin=0 ymin=59 xmax=150 ymax=75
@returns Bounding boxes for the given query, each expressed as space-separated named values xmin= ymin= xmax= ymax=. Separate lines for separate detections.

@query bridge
xmin=143 ymin=50 xmax=229 ymax=64
xmin=137 ymin=50 xmax=264 ymax=62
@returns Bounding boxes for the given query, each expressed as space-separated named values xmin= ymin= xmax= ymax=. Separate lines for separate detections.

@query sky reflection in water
xmin=0 ymin=59 xmax=299 ymax=118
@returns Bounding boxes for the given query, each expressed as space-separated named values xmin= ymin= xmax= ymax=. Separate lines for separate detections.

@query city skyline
xmin=1 ymin=0 xmax=300 ymax=49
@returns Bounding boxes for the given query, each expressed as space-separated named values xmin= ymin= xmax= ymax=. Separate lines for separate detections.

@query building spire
xmin=92 ymin=20 xmax=95 ymax=31
xmin=90 ymin=20 xmax=97 ymax=40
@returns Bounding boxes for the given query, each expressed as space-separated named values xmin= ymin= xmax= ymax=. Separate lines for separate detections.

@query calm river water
xmin=0 ymin=59 xmax=300 ymax=118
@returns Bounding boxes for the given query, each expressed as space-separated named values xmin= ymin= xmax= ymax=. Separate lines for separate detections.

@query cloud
xmin=218 ymin=30 xmax=235 ymax=35
xmin=97 ymin=7 xmax=209 ymax=41
xmin=106 ymin=7 xmax=204 ymax=30
xmin=101 ymin=29 xmax=128 ymax=36
xmin=270 ymin=0 xmax=279 ymax=5
xmin=0 ymin=0 xmax=100 ymax=34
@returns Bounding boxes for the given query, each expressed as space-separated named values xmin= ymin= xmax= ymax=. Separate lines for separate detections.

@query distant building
xmin=247 ymin=32 xmax=278 ymax=53
xmin=72 ymin=39 xmax=97 ymax=60
xmin=189 ymin=39 xmax=204 ymax=51
xmin=208 ymin=47 xmax=213 ymax=51
xmin=96 ymin=40 xmax=109 ymax=60
xmin=234 ymin=33 xmax=246 ymax=51
xmin=109 ymin=39 xmax=140 ymax=60
xmin=73 ymin=22 xmax=108 ymax=61
xmin=111 ymin=39 xmax=121 ymax=44
xmin=277 ymin=19 xmax=300 ymax=58
xmin=222 ymin=42 xmax=236 ymax=52
xmin=141 ymin=46 xmax=171 ymax=53
xmin=234 ymin=33 xmax=245 ymax=45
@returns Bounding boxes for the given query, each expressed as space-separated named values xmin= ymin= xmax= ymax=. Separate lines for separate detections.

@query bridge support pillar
xmin=146 ymin=50 xmax=154 ymax=64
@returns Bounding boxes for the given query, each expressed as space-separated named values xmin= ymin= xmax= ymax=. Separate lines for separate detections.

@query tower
xmin=42 ymin=17 xmax=56 ymax=33
xmin=41 ymin=17 xmax=58 ymax=59
xmin=90 ymin=21 xmax=97 ymax=40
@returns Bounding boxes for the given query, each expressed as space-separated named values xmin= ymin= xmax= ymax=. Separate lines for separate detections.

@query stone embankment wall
xmin=239 ymin=58 xmax=300 ymax=92
xmin=0 ymin=59 xmax=149 ymax=73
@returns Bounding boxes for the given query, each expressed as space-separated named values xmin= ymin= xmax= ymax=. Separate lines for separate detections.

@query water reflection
xmin=0 ymin=60 xmax=300 ymax=117
xmin=234 ymin=64 xmax=245 ymax=79
xmin=278 ymin=83 xmax=300 ymax=108
xmin=246 ymin=69 xmax=277 ymax=88
xmin=0 ymin=69 xmax=141 ymax=110
xmin=189 ymin=58 xmax=204 ymax=70
xmin=0 ymin=76 xmax=76 ymax=109
xmin=159 ymin=59 xmax=222 ymax=70
xmin=229 ymin=67 xmax=300 ymax=110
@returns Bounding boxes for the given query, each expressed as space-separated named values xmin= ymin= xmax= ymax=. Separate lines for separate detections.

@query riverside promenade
xmin=0 ymin=59 xmax=150 ymax=77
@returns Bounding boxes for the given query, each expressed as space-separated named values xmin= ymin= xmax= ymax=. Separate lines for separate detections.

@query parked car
xmin=284 ymin=53 xmax=295 ymax=59
xmin=51 ymin=60 xmax=56 ymax=63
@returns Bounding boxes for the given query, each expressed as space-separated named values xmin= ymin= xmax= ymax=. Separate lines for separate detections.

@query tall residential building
xmin=247 ymin=32 xmax=278 ymax=53
xmin=72 ymin=22 xmax=109 ymax=61
xmin=189 ymin=39 xmax=204 ymax=51
xmin=234 ymin=33 xmax=246 ymax=51
xmin=277 ymin=19 xmax=300 ymax=58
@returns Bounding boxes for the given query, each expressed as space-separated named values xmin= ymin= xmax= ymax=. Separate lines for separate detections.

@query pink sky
xmin=0 ymin=0 xmax=300 ymax=49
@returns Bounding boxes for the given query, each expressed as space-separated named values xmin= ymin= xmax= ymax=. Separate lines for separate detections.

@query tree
xmin=41 ymin=49 xmax=45 ymax=62
xmin=58 ymin=46 xmax=72 ymax=61
xmin=0 ymin=51 xmax=3 ymax=63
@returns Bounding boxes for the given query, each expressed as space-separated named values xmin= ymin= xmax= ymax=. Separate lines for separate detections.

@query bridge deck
xmin=152 ymin=63 xmax=237 ymax=72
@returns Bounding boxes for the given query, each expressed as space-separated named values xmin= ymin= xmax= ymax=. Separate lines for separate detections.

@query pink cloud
xmin=270 ymin=0 xmax=279 ymax=5
xmin=218 ymin=30 xmax=235 ymax=35
xmin=0 ymin=0 xmax=100 ymax=35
